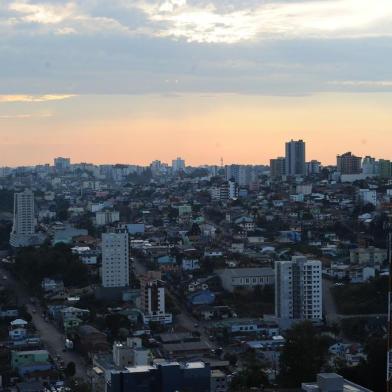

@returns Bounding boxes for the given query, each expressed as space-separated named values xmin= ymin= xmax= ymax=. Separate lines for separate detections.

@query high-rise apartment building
xmin=140 ymin=271 xmax=172 ymax=325
xmin=358 ymin=189 xmax=377 ymax=206
xmin=0 ymin=167 xmax=12 ymax=177
xmin=336 ymin=152 xmax=362 ymax=174
xmin=10 ymin=189 xmax=37 ymax=248
xmin=270 ymin=157 xmax=286 ymax=178
xmin=54 ymin=157 xmax=71 ymax=172
xmin=285 ymin=139 xmax=306 ymax=176
xmin=172 ymin=157 xmax=186 ymax=172
xmin=275 ymin=256 xmax=322 ymax=322
xmin=225 ymin=165 xmax=256 ymax=186
xmin=378 ymin=159 xmax=392 ymax=178
xmin=362 ymin=156 xmax=378 ymax=176
xmin=306 ymin=160 xmax=321 ymax=176
xmin=101 ymin=230 xmax=130 ymax=288
xmin=211 ymin=180 xmax=238 ymax=201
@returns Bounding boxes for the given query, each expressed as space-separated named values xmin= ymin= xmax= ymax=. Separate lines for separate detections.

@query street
xmin=0 ymin=264 xmax=88 ymax=380
xmin=323 ymin=278 xmax=339 ymax=324
xmin=133 ymin=258 xmax=215 ymax=349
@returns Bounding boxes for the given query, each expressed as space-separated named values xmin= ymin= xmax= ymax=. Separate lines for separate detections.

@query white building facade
xmin=275 ymin=256 xmax=322 ymax=322
xmin=96 ymin=210 xmax=120 ymax=226
xmin=10 ymin=189 xmax=37 ymax=247
xmin=172 ymin=157 xmax=186 ymax=172
xmin=140 ymin=271 xmax=172 ymax=324
xmin=101 ymin=230 xmax=130 ymax=288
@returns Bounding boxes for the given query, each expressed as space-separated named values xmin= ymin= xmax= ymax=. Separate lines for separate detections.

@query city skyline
xmin=1 ymin=0 xmax=392 ymax=166
xmin=1 ymin=1 xmax=391 ymax=390
xmin=0 ymin=130 xmax=390 ymax=168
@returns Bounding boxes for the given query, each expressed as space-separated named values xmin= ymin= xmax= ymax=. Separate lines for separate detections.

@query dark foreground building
xmin=108 ymin=361 xmax=210 ymax=392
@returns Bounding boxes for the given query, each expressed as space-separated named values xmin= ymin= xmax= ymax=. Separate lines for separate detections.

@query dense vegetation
xmin=278 ymin=322 xmax=330 ymax=387
xmin=0 ymin=190 xmax=14 ymax=213
xmin=13 ymin=243 xmax=89 ymax=292
xmin=331 ymin=277 xmax=388 ymax=315
xmin=0 ymin=221 xmax=11 ymax=250
xmin=340 ymin=316 xmax=387 ymax=341
xmin=230 ymin=350 xmax=269 ymax=391
xmin=219 ymin=286 xmax=275 ymax=318
xmin=337 ymin=337 xmax=386 ymax=392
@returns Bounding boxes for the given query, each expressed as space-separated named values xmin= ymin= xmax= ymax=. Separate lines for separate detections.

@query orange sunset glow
xmin=1 ymin=93 xmax=392 ymax=166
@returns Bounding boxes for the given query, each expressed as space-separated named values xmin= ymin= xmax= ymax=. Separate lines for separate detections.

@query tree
xmin=331 ymin=277 xmax=388 ymax=315
xmin=67 ymin=380 xmax=91 ymax=392
xmin=75 ymin=213 xmax=96 ymax=236
xmin=13 ymin=244 xmax=89 ymax=292
xmin=64 ymin=361 xmax=76 ymax=378
xmin=0 ymin=190 xmax=14 ymax=212
xmin=337 ymin=337 xmax=386 ymax=392
xmin=187 ymin=223 xmax=201 ymax=237
xmin=223 ymin=353 xmax=238 ymax=367
xmin=105 ymin=314 xmax=131 ymax=340
xmin=0 ymin=221 xmax=12 ymax=249
xmin=230 ymin=350 xmax=269 ymax=391
xmin=55 ymin=198 xmax=70 ymax=221
xmin=278 ymin=322 xmax=329 ymax=387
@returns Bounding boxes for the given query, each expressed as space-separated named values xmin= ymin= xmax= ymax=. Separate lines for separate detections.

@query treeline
xmin=0 ymin=190 xmax=14 ymax=213
xmin=13 ymin=243 xmax=89 ymax=292
xmin=331 ymin=276 xmax=388 ymax=315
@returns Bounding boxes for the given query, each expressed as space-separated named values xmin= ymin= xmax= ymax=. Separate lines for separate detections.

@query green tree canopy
xmin=230 ymin=350 xmax=269 ymax=391
xmin=278 ymin=321 xmax=329 ymax=387
xmin=14 ymin=244 xmax=89 ymax=292
xmin=64 ymin=361 xmax=76 ymax=378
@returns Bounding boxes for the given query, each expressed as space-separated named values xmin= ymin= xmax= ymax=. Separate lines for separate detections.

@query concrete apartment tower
xmin=140 ymin=271 xmax=172 ymax=325
xmin=285 ymin=139 xmax=306 ymax=176
xmin=275 ymin=256 xmax=322 ymax=325
xmin=9 ymin=189 xmax=36 ymax=248
xmin=101 ymin=229 xmax=130 ymax=288
xmin=172 ymin=157 xmax=185 ymax=172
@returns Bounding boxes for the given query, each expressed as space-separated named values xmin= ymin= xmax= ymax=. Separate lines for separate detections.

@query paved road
xmin=133 ymin=258 xmax=215 ymax=350
xmin=323 ymin=278 xmax=339 ymax=324
xmin=0 ymin=265 xmax=88 ymax=380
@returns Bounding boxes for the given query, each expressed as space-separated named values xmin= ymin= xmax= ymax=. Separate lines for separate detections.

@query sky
xmin=1 ymin=0 xmax=392 ymax=166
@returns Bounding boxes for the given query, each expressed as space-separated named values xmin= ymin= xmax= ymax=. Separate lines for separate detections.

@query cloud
xmin=0 ymin=113 xmax=53 ymax=119
xmin=8 ymin=1 xmax=75 ymax=25
xmin=159 ymin=0 xmax=187 ymax=13
xmin=0 ymin=94 xmax=76 ymax=103
xmin=329 ymin=80 xmax=392 ymax=88
xmin=3 ymin=0 xmax=392 ymax=43
xmin=136 ymin=0 xmax=392 ymax=43
xmin=0 ymin=1 xmax=392 ymax=96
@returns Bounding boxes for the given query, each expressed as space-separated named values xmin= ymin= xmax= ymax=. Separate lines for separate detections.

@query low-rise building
xmin=96 ymin=210 xmax=120 ymax=226
xmin=107 ymin=361 xmax=211 ymax=392
xmin=302 ymin=372 xmax=372 ymax=392
xmin=216 ymin=267 xmax=274 ymax=293
xmin=11 ymin=349 xmax=49 ymax=369
xmin=41 ymin=278 xmax=64 ymax=293
xmin=210 ymin=369 xmax=228 ymax=392
xmin=350 ymin=247 xmax=387 ymax=265
xmin=182 ymin=258 xmax=200 ymax=271
xmin=209 ymin=318 xmax=279 ymax=337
